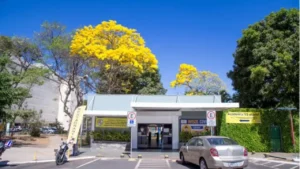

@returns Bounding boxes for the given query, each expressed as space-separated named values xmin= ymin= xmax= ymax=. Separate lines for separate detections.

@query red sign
xmin=207 ymin=111 xmax=216 ymax=119
xmin=127 ymin=112 xmax=136 ymax=120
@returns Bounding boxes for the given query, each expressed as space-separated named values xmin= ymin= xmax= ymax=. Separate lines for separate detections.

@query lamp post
xmin=277 ymin=107 xmax=298 ymax=159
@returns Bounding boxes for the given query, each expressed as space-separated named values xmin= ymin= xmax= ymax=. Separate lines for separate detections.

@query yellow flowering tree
xmin=70 ymin=20 xmax=158 ymax=93
xmin=170 ymin=64 xmax=226 ymax=95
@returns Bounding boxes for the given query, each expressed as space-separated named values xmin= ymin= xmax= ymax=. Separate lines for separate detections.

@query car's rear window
xmin=207 ymin=138 xmax=238 ymax=145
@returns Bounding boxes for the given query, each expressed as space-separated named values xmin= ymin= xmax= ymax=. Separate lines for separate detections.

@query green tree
xmin=171 ymin=64 xmax=226 ymax=95
xmin=0 ymin=36 xmax=49 ymax=127
xmin=34 ymin=22 xmax=91 ymax=118
xmin=0 ymin=56 xmax=15 ymax=119
xmin=219 ymin=90 xmax=232 ymax=103
xmin=228 ymin=8 xmax=299 ymax=108
xmin=129 ymin=69 xmax=167 ymax=95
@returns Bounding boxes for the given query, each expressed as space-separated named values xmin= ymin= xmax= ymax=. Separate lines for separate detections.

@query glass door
xmin=137 ymin=123 xmax=172 ymax=149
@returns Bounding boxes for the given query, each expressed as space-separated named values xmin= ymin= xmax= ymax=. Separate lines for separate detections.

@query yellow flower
xmin=105 ymin=64 xmax=111 ymax=70
xmin=70 ymin=20 xmax=158 ymax=73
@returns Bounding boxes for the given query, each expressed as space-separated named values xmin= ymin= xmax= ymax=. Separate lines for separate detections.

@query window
xmin=196 ymin=139 xmax=203 ymax=146
xmin=207 ymin=138 xmax=238 ymax=145
xmin=187 ymin=138 xmax=197 ymax=146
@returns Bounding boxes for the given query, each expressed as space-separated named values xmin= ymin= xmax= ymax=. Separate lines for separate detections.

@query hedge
xmin=91 ymin=129 xmax=130 ymax=142
xmin=217 ymin=108 xmax=299 ymax=153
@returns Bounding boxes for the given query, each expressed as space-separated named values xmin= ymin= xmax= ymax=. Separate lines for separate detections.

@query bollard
xmin=138 ymin=154 xmax=142 ymax=158
xmin=33 ymin=151 xmax=37 ymax=161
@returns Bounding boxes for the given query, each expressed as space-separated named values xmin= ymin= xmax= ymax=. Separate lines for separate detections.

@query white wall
xmin=131 ymin=111 xmax=181 ymax=150
xmin=57 ymin=83 xmax=77 ymax=131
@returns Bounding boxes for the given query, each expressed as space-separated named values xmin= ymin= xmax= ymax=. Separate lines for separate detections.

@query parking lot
xmin=1 ymin=158 xmax=299 ymax=169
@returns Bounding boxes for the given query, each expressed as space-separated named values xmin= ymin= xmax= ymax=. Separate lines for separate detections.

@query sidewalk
xmin=0 ymin=135 xmax=95 ymax=163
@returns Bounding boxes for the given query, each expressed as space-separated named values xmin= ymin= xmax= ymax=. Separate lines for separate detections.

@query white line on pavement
xmin=250 ymin=158 xmax=300 ymax=165
xmin=260 ymin=161 xmax=272 ymax=165
xmin=166 ymin=160 xmax=170 ymax=168
xmin=290 ymin=166 xmax=300 ymax=169
xmin=271 ymin=163 xmax=285 ymax=168
xmin=134 ymin=159 xmax=142 ymax=169
xmin=76 ymin=158 xmax=100 ymax=169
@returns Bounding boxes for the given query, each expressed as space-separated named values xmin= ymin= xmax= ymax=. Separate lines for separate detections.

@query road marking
xmin=290 ymin=166 xmax=300 ymax=169
xmin=260 ymin=161 xmax=272 ymax=165
xmin=134 ymin=159 xmax=142 ymax=169
xmin=166 ymin=160 xmax=170 ymax=168
xmin=129 ymin=158 xmax=137 ymax=161
xmin=137 ymin=159 xmax=170 ymax=169
xmin=76 ymin=158 xmax=99 ymax=169
xmin=271 ymin=163 xmax=285 ymax=168
xmin=250 ymin=158 xmax=299 ymax=165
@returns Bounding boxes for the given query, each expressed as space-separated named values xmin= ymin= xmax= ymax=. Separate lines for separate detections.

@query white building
xmin=10 ymin=58 xmax=77 ymax=131
xmin=85 ymin=95 xmax=239 ymax=150
xmin=23 ymin=79 xmax=77 ymax=130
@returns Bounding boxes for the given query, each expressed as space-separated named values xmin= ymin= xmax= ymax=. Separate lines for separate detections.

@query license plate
xmin=224 ymin=162 xmax=243 ymax=167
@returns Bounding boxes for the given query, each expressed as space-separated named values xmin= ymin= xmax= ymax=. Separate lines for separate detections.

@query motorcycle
xmin=0 ymin=139 xmax=12 ymax=158
xmin=55 ymin=140 xmax=69 ymax=165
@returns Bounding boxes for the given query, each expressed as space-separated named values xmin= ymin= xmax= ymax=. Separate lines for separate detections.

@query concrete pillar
xmin=91 ymin=116 xmax=95 ymax=145
xmin=172 ymin=115 xmax=179 ymax=149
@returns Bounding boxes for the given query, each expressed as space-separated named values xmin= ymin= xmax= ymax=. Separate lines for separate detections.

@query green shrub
xmin=85 ymin=131 xmax=91 ymax=145
xmin=92 ymin=129 xmax=130 ymax=142
xmin=217 ymin=108 xmax=299 ymax=153
xmin=30 ymin=126 xmax=40 ymax=137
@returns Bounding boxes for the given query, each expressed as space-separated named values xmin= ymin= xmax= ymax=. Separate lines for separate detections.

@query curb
xmin=0 ymin=156 xmax=97 ymax=166
xmin=263 ymin=153 xmax=298 ymax=162
xmin=250 ymin=157 xmax=299 ymax=165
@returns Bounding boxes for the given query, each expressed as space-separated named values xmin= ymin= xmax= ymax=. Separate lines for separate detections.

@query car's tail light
xmin=210 ymin=148 xmax=219 ymax=157
xmin=244 ymin=148 xmax=248 ymax=156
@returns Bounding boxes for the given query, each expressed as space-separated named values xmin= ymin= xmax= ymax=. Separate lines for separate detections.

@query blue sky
xmin=0 ymin=0 xmax=298 ymax=95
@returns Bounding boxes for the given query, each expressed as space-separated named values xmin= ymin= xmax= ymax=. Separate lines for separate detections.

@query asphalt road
xmin=0 ymin=158 xmax=299 ymax=169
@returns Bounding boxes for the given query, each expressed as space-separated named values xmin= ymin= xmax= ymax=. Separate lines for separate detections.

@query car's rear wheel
xmin=199 ymin=158 xmax=208 ymax=169
xmin=180 ymin=153 xmax=186 ymax=164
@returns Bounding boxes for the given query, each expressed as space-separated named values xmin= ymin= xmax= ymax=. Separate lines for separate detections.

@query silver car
xmin=179 ymin=136 xmax=248 ymax=169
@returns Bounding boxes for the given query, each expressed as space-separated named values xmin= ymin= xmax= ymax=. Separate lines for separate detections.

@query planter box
xmin=91 ymin=141 xmax=130 ymax=151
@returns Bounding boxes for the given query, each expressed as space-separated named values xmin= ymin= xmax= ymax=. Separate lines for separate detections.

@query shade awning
xmin=84 ymin=110 xmax=127 ymax=116
xmin=131 ymin=102 xmax=239 ymax=111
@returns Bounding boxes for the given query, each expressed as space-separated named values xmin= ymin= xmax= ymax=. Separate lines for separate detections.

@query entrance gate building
xmin=85 ymin=95 xmax=239 ymax=150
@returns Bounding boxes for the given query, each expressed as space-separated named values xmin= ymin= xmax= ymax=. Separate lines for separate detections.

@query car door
xmin=191 ymin=138 xmax=205 ymax=164
xmin=183 ymin=138 xmax=197 ymax=163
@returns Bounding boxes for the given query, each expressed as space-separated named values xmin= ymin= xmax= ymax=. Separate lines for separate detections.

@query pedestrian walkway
xmin=135 ymin=159 xmax=170 ymax=169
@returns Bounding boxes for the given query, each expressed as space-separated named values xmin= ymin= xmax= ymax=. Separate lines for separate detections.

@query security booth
xmin=85 ymin=95 xmax=239 ymax=150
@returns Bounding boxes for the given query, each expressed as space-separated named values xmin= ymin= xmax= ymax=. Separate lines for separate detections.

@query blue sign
xmin=191 ymin=126 xmax=204 ymax=130
xmin=130 ymin=120 xmax=134 ymax=124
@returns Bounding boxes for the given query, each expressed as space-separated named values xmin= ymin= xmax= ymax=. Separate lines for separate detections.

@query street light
xmin=277 ymin=107 xmax=298 ymax=160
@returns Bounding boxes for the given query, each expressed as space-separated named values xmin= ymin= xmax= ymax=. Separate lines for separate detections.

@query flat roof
xmin=85 ymin=94 xmax=239 ymax=114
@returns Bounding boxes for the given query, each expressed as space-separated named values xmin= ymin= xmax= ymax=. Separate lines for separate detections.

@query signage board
xmin=226 ymin=112 xmax=261 ymax=123
xmin=127 ymin=111 xmax=137 ymax=127
xmin=67 ymin=105 xmax=86 ymax=144
xmin=95 ymin=118 xmax=127 ymax=128
xmin=206 ymin=110 xmax=216 ymax=127
xmin=180 ymin=119 xmax=207 ymax=132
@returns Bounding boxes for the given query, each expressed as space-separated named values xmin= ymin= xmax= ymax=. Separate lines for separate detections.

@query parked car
xmin=40 ymin=127 xmax=54 ymax=134
xmin=179 ymin=136 xmax=248 ymax=169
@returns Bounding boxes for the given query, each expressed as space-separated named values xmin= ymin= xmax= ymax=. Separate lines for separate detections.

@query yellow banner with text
xmin=95 ymin=117 xmax=127 ymax=128
xmin=67 ymin=105 xmax=86 ymax=143
xmin=226 ymin=112 xmax=261 ymax=123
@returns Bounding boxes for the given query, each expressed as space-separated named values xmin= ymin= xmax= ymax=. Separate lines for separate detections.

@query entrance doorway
xmin=137 ymin=124 xmax=172 ymax=149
